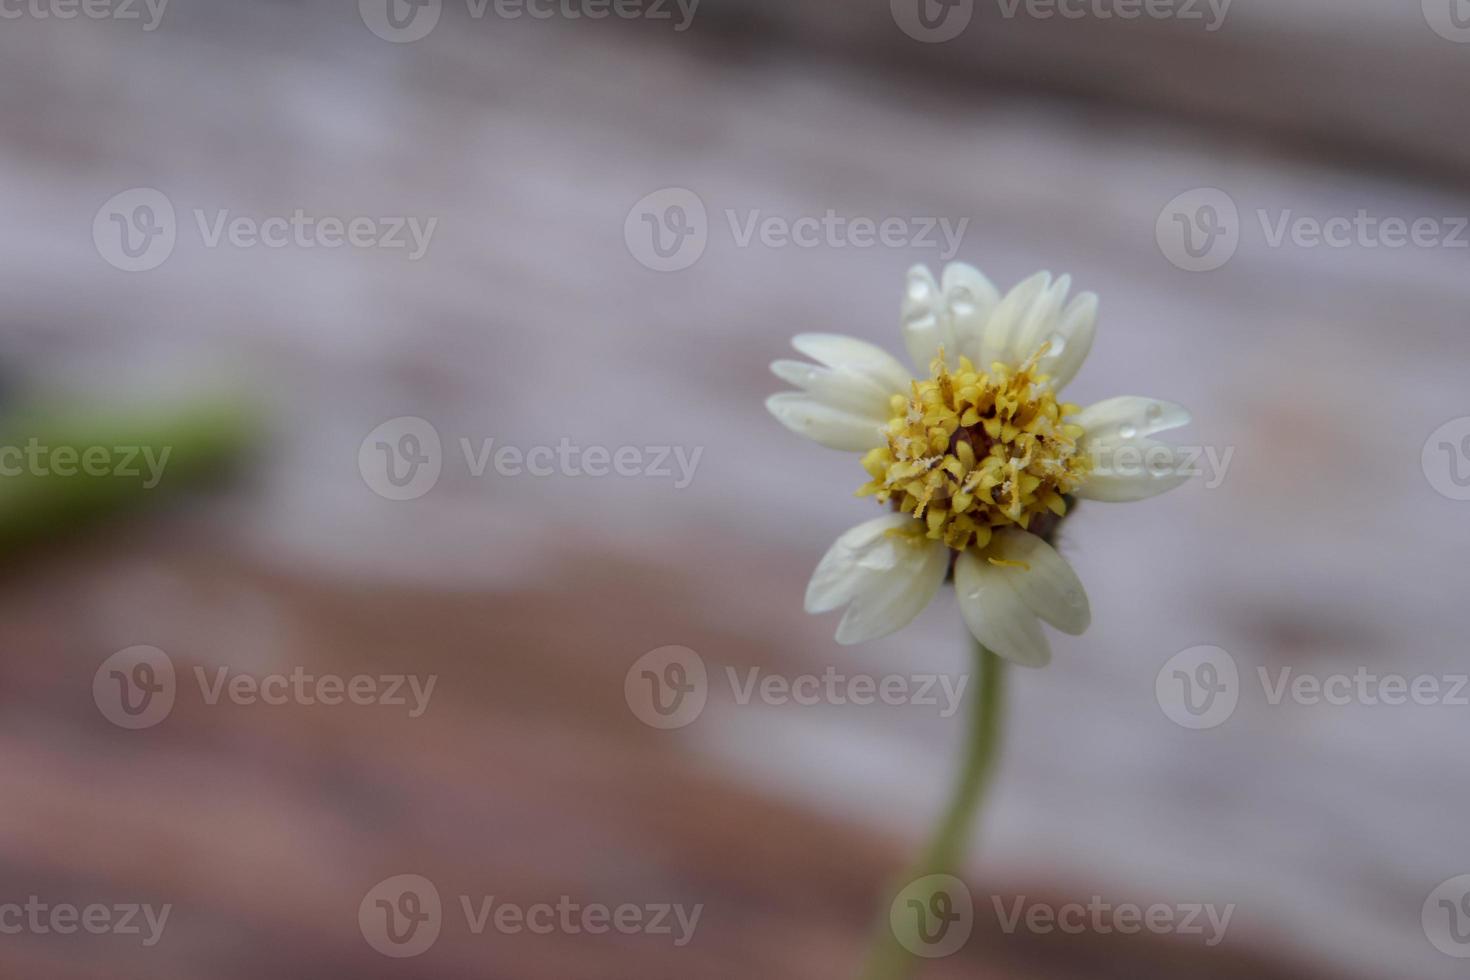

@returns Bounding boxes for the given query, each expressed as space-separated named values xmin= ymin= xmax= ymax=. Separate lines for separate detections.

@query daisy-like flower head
xmin=767 ymin=263 xmax=1191 ymax=666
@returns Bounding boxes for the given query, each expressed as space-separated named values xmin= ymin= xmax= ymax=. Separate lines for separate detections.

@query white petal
xmin=1074 ymin=395 xmax=1191 ymax=441
xmin=1011 ymin=273 xmax=1070 ymax=360
xmin=1075 ymin=397 xmax=1194 ymax=502
xmin=978 ymin=271 xmax=1051 ymax=372
xmin=805 ymin=513 xmax=915 ymax=613
xmin=954 ymin=550 xmax=1052 ymax=667
xmin=900 ymin=265 xmax=954 ymax=373
xmin=1033 ymin=290 xmax=1097 ymax=392
xmin=940 ymin=263 xmax=1000 ymax=364
xmin=1075 ymin=439 xmax=1192 ymax=502
xmin=988 ymin=528 xmax=1090 ymax=635
xmin=804 ymin=514 xmax=949 ymax=644
xmin=1000 ymin=275 xmax=1098 ymax=394
xmin=770 ymin=359 xmax=893 ymax=418
xmin=790 ymin=333 xmax=913 ymax=396
xmin=804 ymin=513 xmax=948 ymax=644
xmin=834 ymin=535 xmax=949 ymax=645
xmin=766 ymin=393 xmax=886 ymax=452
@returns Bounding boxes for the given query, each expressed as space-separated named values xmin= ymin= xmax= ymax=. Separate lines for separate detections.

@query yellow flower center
xmin=858 ymin=345 xmax=1089 ymax=551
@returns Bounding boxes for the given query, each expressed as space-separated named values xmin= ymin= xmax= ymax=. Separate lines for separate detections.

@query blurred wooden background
xmin=1 ymin=0 xmax=1468 ymax=977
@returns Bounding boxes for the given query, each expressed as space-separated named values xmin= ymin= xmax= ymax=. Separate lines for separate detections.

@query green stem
xmin=859 ymin=639 xmax=1007 ymax=980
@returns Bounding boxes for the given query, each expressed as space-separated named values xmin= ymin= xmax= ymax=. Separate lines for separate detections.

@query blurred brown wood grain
xmin=0 ymin=527 xmax=1348 ymax=979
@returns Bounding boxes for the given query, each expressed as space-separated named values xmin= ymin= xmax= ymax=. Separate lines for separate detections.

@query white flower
xmin=767 ymin=264 xmax=1191 ymax=666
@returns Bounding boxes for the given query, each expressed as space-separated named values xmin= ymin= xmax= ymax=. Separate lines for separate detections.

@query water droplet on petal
xmin=906 ymin=311 xmax=938 ymax=331
xmin=1118 ymin=423 xmax=1138 ymax=440
xmin=948 ymin=287 xmax=975 ymax=318
xmin=908 ymin=278 xmax=932 ymax=303
xmin=1045 ymin=332 xmax=1067 ymax=357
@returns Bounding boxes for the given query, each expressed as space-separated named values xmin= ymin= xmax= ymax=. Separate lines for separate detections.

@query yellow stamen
xmin=857 ymin=343 xmax=1090 ymax=552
